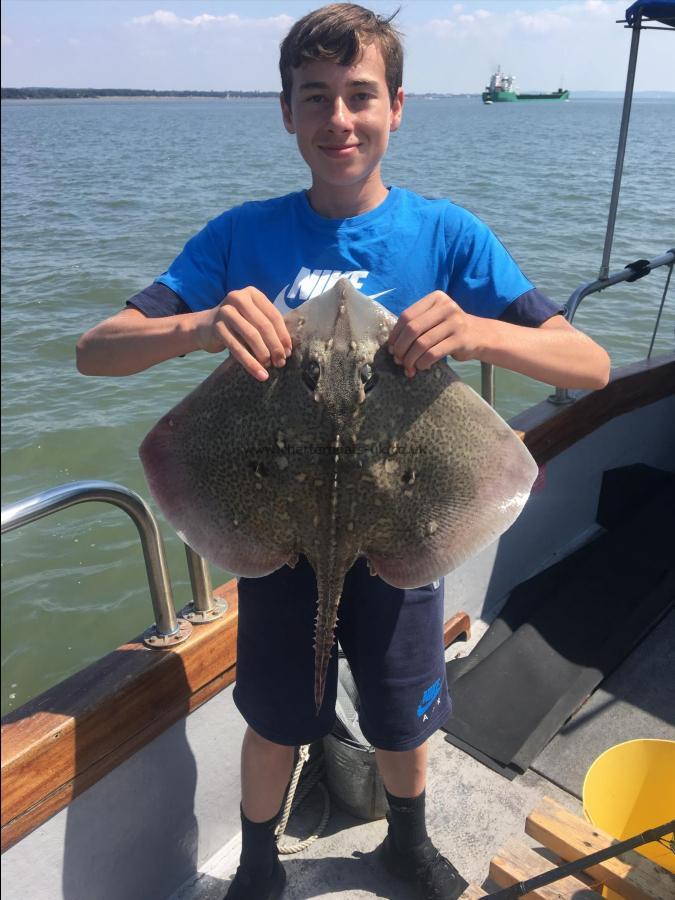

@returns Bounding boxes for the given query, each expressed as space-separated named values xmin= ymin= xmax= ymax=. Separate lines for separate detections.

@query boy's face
xmin=281 ymin=42 xmax=403 ymax=199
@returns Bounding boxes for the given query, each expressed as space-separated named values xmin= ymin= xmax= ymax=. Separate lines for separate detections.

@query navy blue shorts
xmin=233 ymin=556 xmax=450 ymax=750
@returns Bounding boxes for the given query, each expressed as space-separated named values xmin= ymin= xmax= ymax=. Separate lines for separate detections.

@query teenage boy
xmin=77 ymin=5 xmax=610 ymax=899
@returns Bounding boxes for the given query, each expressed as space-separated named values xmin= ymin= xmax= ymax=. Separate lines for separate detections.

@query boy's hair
xmin=279 ymin=3 xmax=403 ymax=106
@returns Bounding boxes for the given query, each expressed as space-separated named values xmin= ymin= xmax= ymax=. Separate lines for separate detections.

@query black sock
xmin=384 ymin=787 xmax=429 ymax=852
xmin=239 ymin=804 xmax=281 ymax=880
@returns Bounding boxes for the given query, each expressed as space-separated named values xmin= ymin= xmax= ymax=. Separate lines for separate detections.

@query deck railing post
xmin=1 ymin=481 xmax=192 ymax=648
xmin=481 ymin=362 xmax=495 ymax=407
xmin=180 ymin=544 xmax=228 ymax=622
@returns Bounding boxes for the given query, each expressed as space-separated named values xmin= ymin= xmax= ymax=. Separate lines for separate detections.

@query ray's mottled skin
xmin=139 ymin=280 xmax=539 ymax=712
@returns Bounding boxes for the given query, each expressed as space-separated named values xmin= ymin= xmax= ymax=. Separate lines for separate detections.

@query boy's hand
xmin=387 ymin=291 xmax=484 ymax=377
xmin=195 ymin=287 xmax=292 ymax=381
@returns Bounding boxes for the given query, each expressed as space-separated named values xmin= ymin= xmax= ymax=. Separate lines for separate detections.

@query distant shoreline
xmin=1 ymin=87 xmax=481 ymax=101
xmin=0 ymin=89 xmax=481 ymax=102
xmin=2 ymin=87 xmax=673 ymax=102
xmin=1 ymin=88 xmax=280 ymax=100
xmin=1 ymin=95 xmax=280 ymax=103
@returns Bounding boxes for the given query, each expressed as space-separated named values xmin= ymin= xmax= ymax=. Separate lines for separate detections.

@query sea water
xmin=2 ymin=96 xmax=674 ymax=713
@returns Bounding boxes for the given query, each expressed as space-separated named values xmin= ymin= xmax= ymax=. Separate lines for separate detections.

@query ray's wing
xmin=349 ymin=359 xmax=538 ymax=588
xmin=140 ymin=357 xmax=332 ymax=576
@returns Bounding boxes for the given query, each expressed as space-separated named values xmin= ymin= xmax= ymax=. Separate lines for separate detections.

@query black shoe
xmin=224 ymin=859 xmax=286 ymax=900
xmin=380 ymin=835 xmax=468 ymax=900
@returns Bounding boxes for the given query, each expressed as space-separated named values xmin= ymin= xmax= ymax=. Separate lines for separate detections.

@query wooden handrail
xmin=1 ymin=583 xmax=238 ymax=852
xmin=512 ymin=354 xmax=675 ymax=463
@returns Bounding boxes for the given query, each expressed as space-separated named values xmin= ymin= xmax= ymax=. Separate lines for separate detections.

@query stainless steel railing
xmin=480 ymin=361 xmax=496 ymax=408
xmin=181 ymin=542 xmax=228 ymax=624
xmin=551 ymin=248 xmax=675 ymax=405
xmin=479 ymin=247 xmax=674 ymax=410
xmin=0 ymin=481 xmax=225 ymax=648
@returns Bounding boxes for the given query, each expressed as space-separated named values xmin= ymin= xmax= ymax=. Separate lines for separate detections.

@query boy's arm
xmin=388 ymin=291 xmax=610 ymax=390
xmin=76 ymin=287 xmax=292 ymax=380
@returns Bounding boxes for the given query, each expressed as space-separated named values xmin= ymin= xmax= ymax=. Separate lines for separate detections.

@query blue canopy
xmin=625 ymin=0 xmax=675 ymax=26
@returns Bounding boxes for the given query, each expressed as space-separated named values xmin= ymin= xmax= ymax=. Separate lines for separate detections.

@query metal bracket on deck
xmin=142 ymin=619 xmax=193 ymax=648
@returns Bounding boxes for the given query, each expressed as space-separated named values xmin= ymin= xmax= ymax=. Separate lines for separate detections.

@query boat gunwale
xmin=1 ymin=352 xmax=674 ymax=853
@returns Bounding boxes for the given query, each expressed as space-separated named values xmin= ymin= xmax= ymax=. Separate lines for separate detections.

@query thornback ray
xmin=139 ymin=279 xmax=539 ymax=712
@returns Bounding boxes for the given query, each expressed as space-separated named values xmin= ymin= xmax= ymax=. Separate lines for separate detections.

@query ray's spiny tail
xmin=312 ymin=567 xmax=348 ymax=714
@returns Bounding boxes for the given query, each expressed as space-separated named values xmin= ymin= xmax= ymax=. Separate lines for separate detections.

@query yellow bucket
xmin=583 ymin=739 xmax=675 ymax=898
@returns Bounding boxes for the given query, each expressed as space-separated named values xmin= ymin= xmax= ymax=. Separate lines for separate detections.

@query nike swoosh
xmin=416 ymin=697 xmax=437 ymax=717
xmin=275 ymin=284 xmax=290 ymax=305
xmin=279 ymin=285 xmax=392 ymax=309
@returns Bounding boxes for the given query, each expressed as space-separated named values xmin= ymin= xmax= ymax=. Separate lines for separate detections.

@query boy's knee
xmin=244 ymin=725 xmax=295 ymax=758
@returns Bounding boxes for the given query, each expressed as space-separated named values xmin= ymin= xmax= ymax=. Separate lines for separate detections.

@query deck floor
xmin=173 ymin=609 xmax=674 ymax=900
xmin=175 ymin=731 xmax=581 ymax=899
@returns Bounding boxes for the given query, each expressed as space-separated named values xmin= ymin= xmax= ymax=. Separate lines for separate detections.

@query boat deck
xmin=172 ymin=608 xmax=674 ymax=899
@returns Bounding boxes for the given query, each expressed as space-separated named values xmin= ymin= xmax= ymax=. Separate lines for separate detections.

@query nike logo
xmin=416 ymin=678 xmax=442 ymax=717
xmin=274 ymin=267 xmax=394 ymax=309
xmin=417 ymin=697 xmax=438 ymax=717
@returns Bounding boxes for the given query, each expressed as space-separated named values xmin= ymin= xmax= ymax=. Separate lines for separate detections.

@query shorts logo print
xmin=416 ymin=677 xmax=442 ymax=719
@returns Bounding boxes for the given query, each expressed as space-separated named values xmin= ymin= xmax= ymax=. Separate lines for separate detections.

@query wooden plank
xmin=526 ymin=797 xmax=675 ymax=900
xmin=510 ymin=355 xmax=675 ymax=465
xmin=444 ymin=611 xmax=471 ymax=647
xmin=489 ymin=837 xmax=602 ymax=899
xmin=459 ymin=885 xmax=487 ymax=900
xmin=1 ymin=662 xmax=236 ymax=851
xmin=1 ymin=580 xmax=239 ymax=851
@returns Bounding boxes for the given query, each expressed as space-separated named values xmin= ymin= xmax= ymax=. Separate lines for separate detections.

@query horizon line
xmin=3 ymin=86 xmax=674 ymax=96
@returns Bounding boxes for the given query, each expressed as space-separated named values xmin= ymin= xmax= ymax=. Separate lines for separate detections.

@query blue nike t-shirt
xmin=151 ymin=187 xmax=548 ymax=321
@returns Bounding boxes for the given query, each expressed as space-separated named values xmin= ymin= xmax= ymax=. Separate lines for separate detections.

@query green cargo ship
xmin=482 ymin=67 xmax=569 ymax=103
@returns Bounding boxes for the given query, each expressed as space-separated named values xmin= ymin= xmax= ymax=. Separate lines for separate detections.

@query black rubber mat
xmin=442 ymin=466 xmax=675 ymax=778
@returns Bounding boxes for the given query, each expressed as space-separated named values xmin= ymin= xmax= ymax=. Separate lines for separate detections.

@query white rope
xmin=275 ymin=743 xmax=331 ymax=855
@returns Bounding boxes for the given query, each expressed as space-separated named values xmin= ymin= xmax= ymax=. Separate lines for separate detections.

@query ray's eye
xmin=360 ymin=363 xmax=378 ymax=393
xmin=303 ymin=359 xmax=321 ymax=391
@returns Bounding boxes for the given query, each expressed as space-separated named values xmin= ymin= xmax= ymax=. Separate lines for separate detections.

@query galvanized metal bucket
xmin=322 ymin=732 xmax=387 ymax=820
xmin=322 ymin=653 xmax=388 ymax=821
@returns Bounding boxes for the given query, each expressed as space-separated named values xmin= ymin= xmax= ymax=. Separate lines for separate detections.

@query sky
xmin=1 ymin=0 xmax=673 ymax=94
